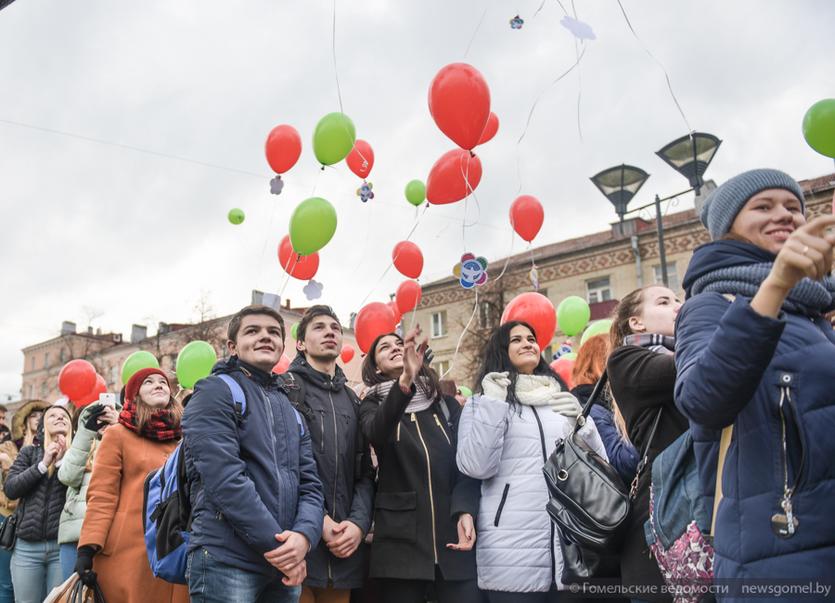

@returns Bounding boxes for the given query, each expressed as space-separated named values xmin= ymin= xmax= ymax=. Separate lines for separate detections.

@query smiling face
xmin=627 ymin=286 xmax=681 ymax=337
xmin=508 ymin=324 xmax=540 ymax=375
xmin=43 ymin=407 xmax=69 ymax=437
xmin=298 ymin=315 xmax=343 ymax=362
xmin=729 ymin=188 xmax=806 ymax=254
xmin=373 ymin=335 xmax=404 ymax=380
xmin=228 ymin=314 xmax=285 ymax=372
xmin=138 ymin=374 xmax=171 ymax=409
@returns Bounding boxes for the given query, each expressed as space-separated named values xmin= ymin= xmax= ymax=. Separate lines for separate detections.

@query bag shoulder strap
xmin=576 ymin=370 xmax=609 ymax=427
xmin=279 ymin=373 xmax=313 ymax=420
xmin=710 ymin=425 xmax=734 ymax=537
xmin=217 ymin=374 xmax=247 ymax=421
xmin=629 ymin=407 xmax=664 ymax=499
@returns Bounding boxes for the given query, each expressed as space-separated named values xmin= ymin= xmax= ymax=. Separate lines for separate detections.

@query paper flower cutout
xmin=510 ymin=15 xmax=524 ymax=29
xmin=303 ymin=279 xmax=323 ymax=301
xmin=560 ymin=16 xmax=595 ymax=40
xmin=270 ymin=175 xmax=285 ymax=195
xmin=356 ymin=181 xmax=374 ymax=203
xmin=554 ymin=343 xmax=573 ymax=360
xmin=452 ymin=253 xmax=489 ymax=289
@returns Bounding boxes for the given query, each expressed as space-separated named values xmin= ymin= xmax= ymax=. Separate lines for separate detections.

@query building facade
xmin=411 ymin=173 xmax=835 ymax=389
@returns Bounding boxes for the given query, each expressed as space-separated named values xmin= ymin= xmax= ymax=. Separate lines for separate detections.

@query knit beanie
xmin=699 ymin=168 xmax=805 ymax=240
xmin=125 ymin=368 xmax=171 ymax=404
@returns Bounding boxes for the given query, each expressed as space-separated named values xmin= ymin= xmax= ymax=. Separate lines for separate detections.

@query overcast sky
xmin=1 ymin=0 xmax=833 ymax=398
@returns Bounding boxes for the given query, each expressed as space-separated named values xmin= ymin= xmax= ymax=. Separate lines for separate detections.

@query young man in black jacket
xmin=287 ymin=305 xmax=374 ymax=603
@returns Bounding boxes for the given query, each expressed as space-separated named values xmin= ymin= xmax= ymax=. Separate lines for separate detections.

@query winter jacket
xmin=3 ymin=444 xmax=67 ymax=542
xmin=676 ymin=291 xmax=835 ymax=590
xmin=78 ymin=424 xmax=188 ymax=603
xmin=287 ymin=356 xmax=374 ymax=589
xmin=360 ymin=383 xmax=479 ymax=582
xmin=456 ymin=391 xmax=607 ymax=592
xmin=571 ymin=384 xmax=639 ymax=484
xmin=183 ymin=357 xmax=324 ymax=576
xmin=0 ymin=441 xmax=19 ymax=517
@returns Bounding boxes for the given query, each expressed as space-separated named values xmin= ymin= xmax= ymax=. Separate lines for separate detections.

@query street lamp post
xmin=590 ymin=132 xmax=722 ymax=287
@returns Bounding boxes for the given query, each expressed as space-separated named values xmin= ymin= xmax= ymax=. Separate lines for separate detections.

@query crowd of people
xmin=0 ymin=168 xmax=833 ymax=602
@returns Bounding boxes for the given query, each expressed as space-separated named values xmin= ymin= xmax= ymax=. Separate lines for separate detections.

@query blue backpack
xmin=142 ymin=374 xmax=246 ymax=584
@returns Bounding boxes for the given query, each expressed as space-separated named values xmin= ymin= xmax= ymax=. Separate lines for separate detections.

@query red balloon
xmin=428 ymin=63 xmax=491 ymax=150
xmin=346 ymin=139 xmax=374 ymax=179
xmin=272 ymin=354 xmax=291 ymax=375
xmin=477 ymin=112 xmax=500 ymax=145
xmin=340 ymin=344 xmax=355 ymax=364
xmin=426 ymin=150 xmax=483 ymax=205
xmin=392 ymin=241 xmax=424 ymax=279
xmin=501 ymin=292 xmax=557 ymax=351
xmin=278 ymin=235 xmax=319 ymax=280
xmin=550 ymin=357 xmax=575 ymax=390
xmin=76 ymin=374 xmax=107 ymax=407
xmin=510 ymin=195 xmax=545 ymax=242
xmin=387 ymin=301 xmax=403 ymax=325
xmin=58 ymin=359 xmax=98 ymax=401
xmin=265 ymin=125 xmax=302 ymax=174
xmin=355 ymin=302 xmax=397 ymax=353
xmin=396 ymin=280 xmax=422 ymax=314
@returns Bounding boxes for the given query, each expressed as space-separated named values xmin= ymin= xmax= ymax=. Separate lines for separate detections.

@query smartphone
xmin=98 ymin=393 xmax=117 ymax=408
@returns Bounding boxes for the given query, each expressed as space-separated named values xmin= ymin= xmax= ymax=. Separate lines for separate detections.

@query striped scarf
xmin=623 ymin=333 xmax=675 ymax=355
xmin=118 ymin=398 xmax=181 ymax=442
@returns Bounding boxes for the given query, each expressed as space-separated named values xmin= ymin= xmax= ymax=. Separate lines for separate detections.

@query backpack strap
xmin=278 ymin=373 xmax=314 ymax=421
xmin=217 ymin=374 xmax=247 ymax=422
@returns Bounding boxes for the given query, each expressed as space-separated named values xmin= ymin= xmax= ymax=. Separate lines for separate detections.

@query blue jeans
xmin=187 ymin=547 xmax=301 ymax=603
xmin=0 ymin=518 xmax=13 ymax=603
xmin=59 ymin=542 xmax=77 ymax=581
xmin=10 ymin=538 xmax=61 ymax=603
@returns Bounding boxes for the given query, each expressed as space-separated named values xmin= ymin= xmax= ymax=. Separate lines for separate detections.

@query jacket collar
xmin=214 ymin=356 xmax=278 ymax=388
xmin=288 ymin=354 xmax=346 ymax=391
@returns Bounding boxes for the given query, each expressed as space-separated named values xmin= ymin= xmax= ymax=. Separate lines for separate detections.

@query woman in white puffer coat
xmin=457 ymin=320 xmax=607 ymax=603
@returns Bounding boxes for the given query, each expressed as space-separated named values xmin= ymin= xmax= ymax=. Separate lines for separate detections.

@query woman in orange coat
xmin=75 ymin=368 xmax=188 ymax=603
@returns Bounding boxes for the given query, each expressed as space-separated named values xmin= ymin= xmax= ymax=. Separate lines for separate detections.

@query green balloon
xmin=557 ymin=296 xmax=591 ymax=337
xmin=291 ymin=323 xmax=299 ymax=339
xmin=176 ymin=340 xmax=218 ymax=389
xmin=121 ymin=351 xmax=159 ymax=385
xmin=580 ymin=319 xmax=613 ymax=347
xmin=289 ymin=197 xmax=338 ymax=255
xmin=313 ymin=112 xmax=356 ymax=166
xmin=228 ymin=208 xmax=245 ymax=225
xmin=405 ymin=180 xmax=426 ymax=206
xmin=458 ymin=385 xmax=473 ymax=398
xmin=803 ymin=99 xmax=835 ymax=158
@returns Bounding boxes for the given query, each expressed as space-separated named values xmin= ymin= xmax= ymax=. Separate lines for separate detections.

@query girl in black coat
xmin=359 ymin=327 xmax=481 ymax=603
xmin=4 ymin=403 xmax=73 ymax=603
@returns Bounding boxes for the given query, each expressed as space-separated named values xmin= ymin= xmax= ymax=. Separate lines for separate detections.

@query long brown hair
xmin=571 ymin=334 xmax=609 ymax=387
xmin=135 ymin=394 xmax=183 ymax=433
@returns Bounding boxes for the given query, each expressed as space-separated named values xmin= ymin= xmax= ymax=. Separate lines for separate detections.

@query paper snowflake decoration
xmin=510 ymin=15 xmax=524 ymax=29
xmin=356 ymin=181 xmax=374 ymax=203
xmin=270 ymin=175 xmax=285 ymax=195
xmin=452 ymin=253 xmax=489 ymax=289
xmin=560 ymin=16 xmax=595 ymax=40
xmin=303 ymin=279 xmax=323 ymax=301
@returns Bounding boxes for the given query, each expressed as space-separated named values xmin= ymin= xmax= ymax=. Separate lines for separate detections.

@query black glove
xmin=74 ymin=545 xmax=98 ymax=586
xmin=82 ymin=404 xmax=107 ymax=432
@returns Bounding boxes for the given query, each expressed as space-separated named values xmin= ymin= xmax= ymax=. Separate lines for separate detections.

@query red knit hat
xmin=125 ymin=368 xmax=171 ymax=404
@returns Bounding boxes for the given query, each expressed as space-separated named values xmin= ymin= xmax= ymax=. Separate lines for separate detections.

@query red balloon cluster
xmin=265 ymin=125 xmax=302 ymax=174
xmin=510 ymin=195 xmax=545 ymax=242
xmin=392 ymin=241 xmax=424 ymax=279
xmin=396 ymin=280 xmax=422 ymax=314
xmin=429 ymin=63 xmax=491 ymax=151
xmin=387 ymin=301 xmax=403 ymax=325
xmin=346 ymin=139 xmax=374 ymax=179
xmin=550 ymin=357 xmax=575 ymax=389
xmin=426 ymin=150 xmax=483 ymax=205
xmin=58 ymin=359 xmax=107 ymax=407
xmin=340 ymin=344 xmax=355 ymax=364
xmin=500 ymin=292 xmax=557 ymax=351
xmin=355 ymin=302 xmax=398 ymax=353
xmin=278 ymin=235 xmax=319 ymax=280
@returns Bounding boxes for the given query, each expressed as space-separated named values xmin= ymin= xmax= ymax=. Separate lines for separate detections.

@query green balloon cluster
xmin=289 ymin=197 xmax=338 ymax=256
xmin=313 ymin=112 xmax=356 ymax=166
xmin=803 ymin=99 xmax=835 ymax=158
xmin=557 ymin=296 xmax=591 ymax=337
xmin=176 ymin=341 xmax=218 ymax=389
xmin=291 ymin=323 xmax=299 ymax=339
xmin=405 ymin=180 xmax=426 ymax=206
xmin=580 ymin=319 xmax=612 ymax=347
xmin=121 ymin=351 xmax=159 ymax=385
xmin=228 ymin=208 xmax=245 ymax=225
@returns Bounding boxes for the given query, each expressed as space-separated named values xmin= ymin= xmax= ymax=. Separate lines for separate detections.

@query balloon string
xmin=571 ymin=0 xmax=584 ymax=142
xmin=615 ymin=0 xmax=692 ymax=133
xmin=441 ymin=290 xmax=479 ymax=380
xmin=331 ymin=0 xmax=344 ymax=114
xmin=492 ymin=230 xmax=516 ymax=285
xmin=463 ymin=5 xmax=488 ymax=58
xmin=533 ymin=0 xmax=548 ymax=17
xmin=257 ymin=196 xmax=281 ymax=284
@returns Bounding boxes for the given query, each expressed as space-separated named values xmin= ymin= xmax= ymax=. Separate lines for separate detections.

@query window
xmin=587 ymin=277 xmax=612 ymax=304
xmin=431 ymin=311 xmax=447 ymax=338
xmin=29 ymin=356 xmax=35 ymax=371
xmin=478 ymin=302 xmax=494 ymax=329
xmin=433 ymin=360 xmax=450 ymax=377
xmin=43 ymin=352 xmax=49 ymax=369
xmin=59 ymin=349 xmax=66 ymax=363
xmin=653 ymin=262 xmax=680 ymax=292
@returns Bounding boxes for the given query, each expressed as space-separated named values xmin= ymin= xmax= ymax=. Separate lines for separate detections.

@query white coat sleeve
xmin=456 ymin=394 xmax=509 ymax=480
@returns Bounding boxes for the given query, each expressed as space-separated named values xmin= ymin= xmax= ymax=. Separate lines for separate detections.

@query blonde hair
xmin=42 ymin=407 xmax=73 ymax=477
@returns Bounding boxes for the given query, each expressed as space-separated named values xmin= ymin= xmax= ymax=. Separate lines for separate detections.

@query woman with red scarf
xmin=74 ymin=368 xmax=189 ymax=603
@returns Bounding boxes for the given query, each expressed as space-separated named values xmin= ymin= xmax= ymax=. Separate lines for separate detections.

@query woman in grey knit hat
xmin=674 ymin=168 xmax=835 ymax=601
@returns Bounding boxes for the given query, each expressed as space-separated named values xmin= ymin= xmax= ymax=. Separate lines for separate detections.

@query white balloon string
xmin=571 ymin=0 xmax=584 ymax=142
xmin=463 ymin=5 xmax=489 ymax=58
xmin=533 ymin=0 xmax=548 ymax=17
xmin=441 ymin=289 xmax=479 ymax=380
xmin=331 ymin=0 xmax=344 ymax=114
xmin=615 ymin=0 xmax=693 ymax=133
xmin=257 ymin=196 xmax=280 ymax=284
xmin=492 ymin=231 xmax=516 ymax=285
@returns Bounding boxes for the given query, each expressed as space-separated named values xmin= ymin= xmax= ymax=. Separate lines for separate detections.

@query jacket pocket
xmin=493 ymin=483 xmax=510 ymax=527
xmin=373 ymin=491 xmax=416 ymax=542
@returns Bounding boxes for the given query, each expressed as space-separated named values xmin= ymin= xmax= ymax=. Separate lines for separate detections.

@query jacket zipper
xmin=412 ymin=412 xmax=438 ymax=563
xmin=327 ymin=383 xmax=339 ymax=586
xmin=433 ymin=414 xmax=451 ymax=446
xmin=396 ymin=422 xmax=401 ymax=442
xmin=260 ymin=389 xmax=280 ymax=543
xmin=531 ymin=407 xmax=556 ymax=585
xmin=494 ymin=483 xmax=510 ymax=527
xmin=777 ymin=385 xmax=803 ymax=535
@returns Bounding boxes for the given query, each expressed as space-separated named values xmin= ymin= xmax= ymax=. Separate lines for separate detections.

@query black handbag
xmin=543 ymin=371 xmax=663 ymax=583
xmin=0 ymin=499 xmax=22 ymax=551
xmin=69 ymin=577 xmax=106 ymax=603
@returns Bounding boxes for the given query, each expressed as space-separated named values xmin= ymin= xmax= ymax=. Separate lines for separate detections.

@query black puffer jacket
xmin=4 ymin=444 xmax=68 ymax=541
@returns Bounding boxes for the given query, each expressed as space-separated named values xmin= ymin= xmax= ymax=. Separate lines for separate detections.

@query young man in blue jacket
xmin=183 ymin=305 xmax=324 ymax=603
